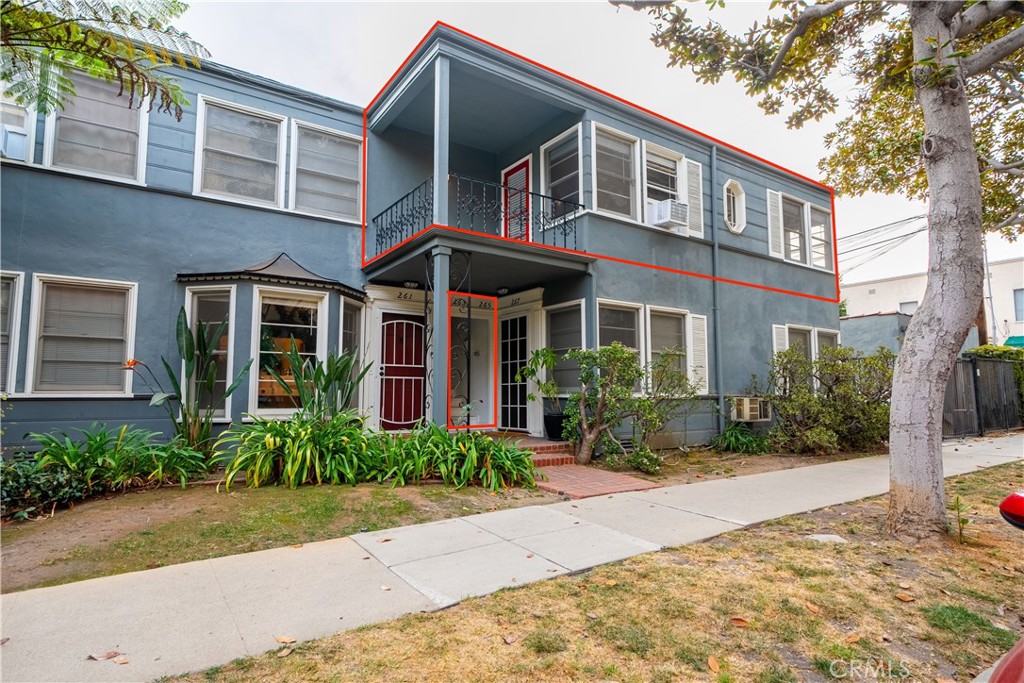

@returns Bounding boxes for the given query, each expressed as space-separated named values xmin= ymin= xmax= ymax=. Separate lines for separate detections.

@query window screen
xmin=547 ymin=306 xmax=582 ymax=391
xmin=53 ymin=73 xmax=140 ymax=178
xmin=294 ymin=126 xmax=359 ymax=219
xmin=202 ymin=103 xmax=280 ymax=204
xmin=595 ymin=130 xmax=635 ymax=218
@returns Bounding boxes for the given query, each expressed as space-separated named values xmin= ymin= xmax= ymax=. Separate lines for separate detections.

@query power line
xmin=838 ymin=224 xmax=928 ymax=257
xmin=836 ymin=214 xmax=927 ymax=244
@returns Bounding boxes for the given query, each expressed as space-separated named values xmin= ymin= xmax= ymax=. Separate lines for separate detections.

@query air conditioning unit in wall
xmin=647 ymin=199 xmax=688 ymax=229
xmin=730 ymin=396 xmax=772 ymax=423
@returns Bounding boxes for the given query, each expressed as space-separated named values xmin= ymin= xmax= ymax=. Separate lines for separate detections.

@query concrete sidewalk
xmin=2 ymin=435 xmax=1020 ymax=683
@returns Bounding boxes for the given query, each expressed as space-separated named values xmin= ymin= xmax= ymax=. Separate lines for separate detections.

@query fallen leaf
xmin=380 ymin=585 xmax=391 ymax=592
xmin=547 ymin=568 xmax=558 ymax=572
xmin=898 ymin=582 xmax=911 ymax=590
xmin=881 ymin=634 xmax=893 ymax=642
xmin=87 ymin=651 xmax=121 ymax=661
xmin=362 ymin=556 xmax=370 ymax=560
xmin=729 ymin=617 xmax=750 ymax=628
xmin=291 ymin=544 xmax=303 ymax=549
xmin=845 ymin=635 xmax=861 ymax=644
xmin=997 ymin=604 xmax=1006 ymax=616
xmin=935 ymin=678 xmax=956 ymax=683
xmin=503 ymin=636 xmax=516 ymax=645
xmin=113 ymin=656 xmax=129 ymax=665
xmin=895 ymin=593 xmax=915 ymax=603
xmin=526 ymin=553 xmax=534 ymax=559
xmin=708 ymin=655 xmax=720 ymax=673
xmin=378 ymin=538 xmax=393 ymax=544
xmin=0 ymin=638 xmax=8 ymax=646
xmin=277 ymin=648 xmax=293 ymax=658
xmin=275 ymin=635 xmax=296 ymax=644
xmin=605 ymin=580 xmax=618 ymax=587
xmin=587 ymin=612 xmax=599 ymax=620
xmin=695 ymin=474 xmax=705 ymax=479
xmin=805 ymin=602 xmax=821 ymax=615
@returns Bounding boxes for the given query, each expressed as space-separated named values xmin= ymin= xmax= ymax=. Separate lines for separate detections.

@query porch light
xmin=403 ymin=281 xmax=420 ymax=289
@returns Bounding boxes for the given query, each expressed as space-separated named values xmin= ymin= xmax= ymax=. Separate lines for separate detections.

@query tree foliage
xmin=618 ymin=0 xmax=1023 ymax=234
xmin=1 ymin=0 xmax=209 ymax=121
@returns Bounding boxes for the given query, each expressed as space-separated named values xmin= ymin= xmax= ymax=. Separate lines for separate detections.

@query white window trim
xmin=723 ymin=178 xmax=747 ymax=234
xmin=1014 ymin=288 xmax=1024 ymax=322
xmin=539 ymin=123 xmax=582 ymax=206
xmin=288 ymin=118 xmax=362 ymax=223
xmin=41 ymin=76 xmax=149 ymax=185
xmin=249 ymin=284 xmax=329 ymax=418
xmin=644 ymin=304 xmax=692 ymax=392
xmin=640 ymin=140 xmax=685 ymax=226
xmin=24 ymin=273 xmax=138 ymax=397
xmin=184 ymin=285 xmax=237 ymax=423
xmin=542 ymin=298 xmax=586 ymax=397
xmin=193 ymin=94 xmax=287 ymax=210
xmin=775 ymin=191 xmax=834 ymax=273
xmin=596 ymin=297 xmax=645 ymax=357
xmin=1 ymin=271 xmax=25 ymax=394
xmin=0 ymin=96 xmax=37 ymax=165
xmin=591 ymin=122 xmax=641 ymax=222
xmin=773 ymin=323 xmax=841 ymax=360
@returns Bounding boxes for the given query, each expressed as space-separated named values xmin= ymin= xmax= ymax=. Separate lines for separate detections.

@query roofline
xmin=842 ymin=255 xmax=1023 ymax=288
xmin=195 ymin=59 xmax=364 ymax=115
xmin=367 ymin=21 xmax=832 ymax=192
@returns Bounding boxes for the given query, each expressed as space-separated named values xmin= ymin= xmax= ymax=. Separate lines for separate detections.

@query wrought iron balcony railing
xmin=371 ymin=174 xmax=582 ymax=256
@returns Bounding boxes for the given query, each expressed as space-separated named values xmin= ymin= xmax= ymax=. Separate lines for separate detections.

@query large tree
xmin=1 ymin=0 xmax=208 ymax=120
xmin=612 ymin=0 xmax=1023 ymax=540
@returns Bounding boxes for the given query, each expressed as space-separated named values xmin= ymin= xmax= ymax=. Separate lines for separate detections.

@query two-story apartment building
xmin=1 ymin=23 xmax=840 ymax=448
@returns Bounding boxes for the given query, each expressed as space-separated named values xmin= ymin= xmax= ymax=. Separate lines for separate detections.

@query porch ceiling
xmin=364 ymin=229 xmax=592 ymax=296
xmin=388 ymin=63 xmax=581 ymax=154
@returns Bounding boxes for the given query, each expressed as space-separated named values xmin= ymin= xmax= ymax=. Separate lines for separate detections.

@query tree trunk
xmin=886 ymin=2 xmax=985 ymax=541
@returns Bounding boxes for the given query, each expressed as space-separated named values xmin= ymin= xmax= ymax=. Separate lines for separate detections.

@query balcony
xmin=371 ymin=174 xmax=583 ymax=257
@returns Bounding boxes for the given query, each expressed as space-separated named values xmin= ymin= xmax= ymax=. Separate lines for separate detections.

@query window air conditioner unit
xmin=730 ymin=396 xmax=772 ymax=423
xmin=647 ymin=199 xmax=688 ymax=229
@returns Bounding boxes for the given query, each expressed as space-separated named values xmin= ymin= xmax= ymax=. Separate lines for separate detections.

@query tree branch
xmin=762 ymin=0 xmax=859 ymax=83
xmin=981 ymin=155 xmax=1024 ymax=175
xmin=953 ymin=1 xmax=1022 ymax=39
xmin=996 ymin=208 xmax=1023 ymax=230
xmin=962 ymin=24 xmax=1024 ymax=76
xmin=608 ymin=0 xmax=675 ymax=8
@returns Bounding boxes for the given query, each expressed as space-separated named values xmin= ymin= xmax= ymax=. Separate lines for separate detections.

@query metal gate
xmin=942 ymin=357 xmax=1023 ymax=438
xmin=379 ymin=313 xmax=425 ymax=430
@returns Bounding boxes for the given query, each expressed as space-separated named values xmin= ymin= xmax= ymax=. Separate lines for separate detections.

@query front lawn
xmin=169 ymin=461 xmax=1023 ymax=683
xmin=0 ymin=483 xmax=556 ymax=593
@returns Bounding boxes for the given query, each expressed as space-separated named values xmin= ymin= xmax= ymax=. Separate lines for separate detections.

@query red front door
xmin=379 ymin=313 xmax=425 ymax=430
xmin=502 ymin=159 xmax=530 ymax=241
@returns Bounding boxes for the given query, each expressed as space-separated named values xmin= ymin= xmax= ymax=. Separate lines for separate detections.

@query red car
xmin=991 ymin=491 xmax=1024 ymax=683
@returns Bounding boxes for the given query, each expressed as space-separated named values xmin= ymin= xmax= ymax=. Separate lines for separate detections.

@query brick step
xmin=530 ymin=453 xmax=576 ymax=467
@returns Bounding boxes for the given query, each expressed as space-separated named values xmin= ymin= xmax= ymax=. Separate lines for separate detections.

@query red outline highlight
xmin=360 ymin=21 xmax=840 ymax=304
xmin=445 ymin=292 xmax=499 ymax=430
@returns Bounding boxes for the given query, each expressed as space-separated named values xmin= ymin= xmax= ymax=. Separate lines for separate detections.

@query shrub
xmin=1 ymin=456 xmax=90 ymax=519
xmin=625 ymin=444 xmax=662 ymax=474
xmin=217 ymin=416 xmax=537 ymax=492
xmin=711 ymin=422 xmax=771 ymax=454
xmin=631 ymin=347 xmax=701 ymax=452
xmin=264 ymin=340 xmax=372 ymax=421
xmin=764 ymin=345 xmax=895 ymax=454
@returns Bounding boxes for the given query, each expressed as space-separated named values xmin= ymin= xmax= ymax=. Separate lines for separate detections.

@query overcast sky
xmin=175 ymin=1 xmax=1022 ymax=284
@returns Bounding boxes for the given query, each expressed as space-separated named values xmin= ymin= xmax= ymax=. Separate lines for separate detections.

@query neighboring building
xmin=840 ymin=312 xmax=979 ymax=356
xmin=1 ymin=23 xmax=840 ymax=448
xmin=842 ymin=256 xmax=1024 ymax=346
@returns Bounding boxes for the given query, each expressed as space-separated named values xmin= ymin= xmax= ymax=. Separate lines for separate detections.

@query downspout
xmin=710 ymin=145 xmax=726 ymax=435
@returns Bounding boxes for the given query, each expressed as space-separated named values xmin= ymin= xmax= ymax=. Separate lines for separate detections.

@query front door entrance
xmin=499 ymin=314 xmax=529 ymax=430
xmin=379 ymin=313 xmax=425 ymax=430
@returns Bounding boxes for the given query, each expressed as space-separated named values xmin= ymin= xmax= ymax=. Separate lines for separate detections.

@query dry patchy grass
xmin=170 ymin=461 xmax=1024 ymax=683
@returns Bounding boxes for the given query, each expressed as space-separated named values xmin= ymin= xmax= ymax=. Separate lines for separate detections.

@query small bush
xmin=711 ymin=422 xmax=772 ymax=454
xmin=524 ymin=628 xmax=568 ymax=654
xmin=1 ymin=456 xmax=90 ymax=519
xmin=625 ymin=444 xmax=661 ymax=474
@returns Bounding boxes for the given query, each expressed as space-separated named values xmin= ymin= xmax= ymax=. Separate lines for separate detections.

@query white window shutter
xmin=686 ymin=159 xmax=704 ymax=238
xmin=767 ymin=189 xmax=783 ymax=258
xmin=688 ymin=314 xmax=709 ymax=394
xmin=772 ymin=324 xmax=789 ymax=355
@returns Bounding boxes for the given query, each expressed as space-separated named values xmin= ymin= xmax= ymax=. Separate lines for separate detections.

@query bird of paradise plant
xmin=125 ymin=306 xmax=252 ymax=458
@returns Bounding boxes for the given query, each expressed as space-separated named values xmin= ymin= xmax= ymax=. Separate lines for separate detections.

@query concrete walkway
xmin=1 ymin=435 xmax=1020 ymax=683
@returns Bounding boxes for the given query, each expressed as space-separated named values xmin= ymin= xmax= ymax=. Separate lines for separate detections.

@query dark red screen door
xmin=379 ymin=313 xmax=425 ymax=430
xmin=502 ymin=160 xmax=530 ymax=241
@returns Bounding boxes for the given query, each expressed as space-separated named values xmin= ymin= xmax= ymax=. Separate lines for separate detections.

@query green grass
xmin=756 ymin=664 xmax=798 ymax=683
xmin=524 ymin=628 xmax=568 ymax=654
xmin=922 ymin=604 xmax=1018 ymax=649
xmin=601 ymin=624 xmax=654 ymax=656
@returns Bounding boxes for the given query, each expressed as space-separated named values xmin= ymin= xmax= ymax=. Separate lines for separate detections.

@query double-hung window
xmin=767 ymin=190 xmax=833 ymax=271
xmin=48 ymin=73 xmax=145 ymax=180
xmin=1 ymin=274 xmax=19 ymax=392
xmin=598 ymin=303 xmax=640 ymax=351
xmin=1013 ymin=289 xmax=1023 ymax=322
xmin=594 ymin=127 xmax=638 ymax=219
xmin=772 ymin=324 xmax=840 ymax=361
xmin=649 ymin=310 xmax=686 ymax=374
xmin=542 ymin=127 xmax=580 ymax=217
xmin=31 ymin=277 xmax=135 ymax=394
xmin=1 ymin=97 xmax=34 ymax=162
xmin=291 ymin=123 xmax=360 ymax=220
xmin=645 ymin=150 xmax=678 ymax=203
xmin=197 ymin=99 xmax=284 ymax=206
xmin=546 ymin=303 xmax=583 ymax=391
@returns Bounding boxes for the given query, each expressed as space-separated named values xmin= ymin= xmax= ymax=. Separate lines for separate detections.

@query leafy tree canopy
xmin=1 ymin=0 xmax=208 ymax=120
xmin=620 ymin=0 xmax=1023 ymax=235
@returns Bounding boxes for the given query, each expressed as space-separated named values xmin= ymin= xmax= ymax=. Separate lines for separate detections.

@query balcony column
xmin=430 ymin=246 xmax=451 ymax=426
xmin=433 ymin=55 xmax=450 ymax=226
